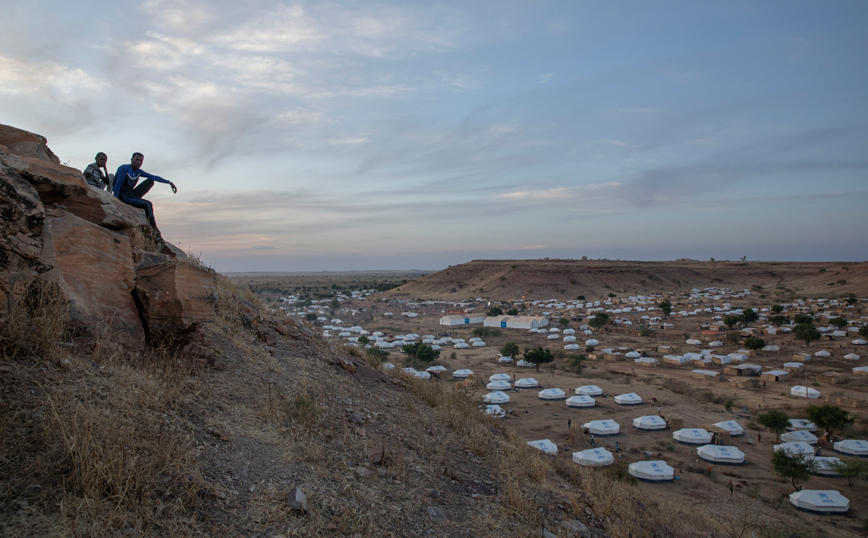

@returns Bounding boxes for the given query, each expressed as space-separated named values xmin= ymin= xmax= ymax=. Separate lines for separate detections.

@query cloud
xmin=0 ymin=56 xmax=107 ymax=95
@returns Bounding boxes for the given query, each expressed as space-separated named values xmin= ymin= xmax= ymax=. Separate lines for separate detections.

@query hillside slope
xmin=381 ymin=259 xmax=868 ymax=302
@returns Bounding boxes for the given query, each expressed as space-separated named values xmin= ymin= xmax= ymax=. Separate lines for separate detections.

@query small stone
xmin=287 ymin=487 xmax=307 ymax=512
xmin=542 ymin=530 xmax=557 ymax=538
xmin=58 ymin=358 xmax=72 ymax=369
xmin=354 ymin=467 xmax=370 ymax=478
xmin=348 ymin=412 xmax=364 ymax=424
xmin=425 ymin=506 xmax=446 ymax=521
xmin=428 ymin=489 xmax=440 ymax=498
xmin=561 ymin=519 xmax=592 ymax=538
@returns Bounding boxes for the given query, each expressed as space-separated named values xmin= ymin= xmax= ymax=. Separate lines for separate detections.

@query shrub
xmin=743 ymin=336 xmax=766 ymax=350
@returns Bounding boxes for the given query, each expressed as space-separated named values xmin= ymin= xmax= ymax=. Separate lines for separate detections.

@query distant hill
xmin=379 ymin=259 xmax=868 ymax=302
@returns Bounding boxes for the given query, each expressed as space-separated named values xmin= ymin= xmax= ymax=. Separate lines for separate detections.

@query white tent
xmin=453 ymin=369 xmax=474 ymax=378
xmin=483 ymin=404 xmax=505 ymax=418
xmin=527 ymin=439 xmax=558 ymax=455
xmin=583 ymin=419 xmax=620 ymax=436
xmin=686 ymin=339 xmax=702 ymax=345
xmin=673 ymin=428 xmax=713 ymax=445
xmin=774 ymin=441 xmax=815 ymax=457
xmin=472 ymin=340 xmax=487 ymax=347
xmin=843 ymin=353 xmax=860 ymax=361
xmin=565 ymin=395 xmax=595 ymax=408
xmin=414 ymin=371 xmax=432 ymax=379
xmin=539 ymin=388 xmax=566 ymax=400
xmin=626 ymin=351 xmax=641 ymax=358
xmin=573 ymin=448 xmax=614 ymax=467
xmin=440 ymin=314 xmax=486 ymax=326
xmin=635 ymin=358 xmax=658 ymax=365
xmin=853 ymin=339 xmax=867 ymax=345
xmin=381 ymin=362 xmax=395 ymax=370
xmin=486 ymin=380 xmax=512 ymax=391
xmin=814 ymin=350 xmax=832 ymax=358
xmin=789 ymin=490 xmax=849 ymax=514
xmin=833 ymin=439 xmax=868 ymax=457
xmin=576 ymin=385 xmax=603 ymax=396
xmin=426 ymin=365 xmax=448 ymax=374
xmin=615 ymin=393 xmax=643 ymax=405
xmin=633 ymin=415 xmax=667 ymax=431
xmin=854 ymin=366 xmax=868 ymax=375
xmin=515 ymin=378 xmax=539 ymax=388
xmin=489 ymin=373 xmax=511 ymax=381
xmin=585 ymin=339 xmax=599 ymax=346
xmin=781 ymin=430 xmax=819 ymax=445
xmin=712 ymin=420 xmax=744 ymax=437
xmin=516 ymin=359 xmax=534 ymax=367
xmin=663 ymin=355 xmax=690 ymax=365
xmin=697 ymin=445 xmax=746 ymax=465
xmin=791 ymin=385 xmax=820 ymax=398
xmin=498 ymin=355 xmax=514 ymax=363
xmin=564 ymin=344 xmax=581 ymax=350
xmin=787 ymin=419 xmax=817 ymax=432
xmin=629 ymin=460 xmax=674 ymax=482
xmin=483 ymin=391 xmax=510 ymax=404
xmin=811 ymin=456 xmax=844 ymax=476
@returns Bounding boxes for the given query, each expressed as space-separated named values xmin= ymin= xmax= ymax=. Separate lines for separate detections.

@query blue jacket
xmin=113 ymin=164 xmax=170 ymax=198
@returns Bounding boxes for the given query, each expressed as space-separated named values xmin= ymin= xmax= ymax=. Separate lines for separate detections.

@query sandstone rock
xmin=0 ymin=124 xmax=60 ymax=164
xmin=561 ymin=519 xmax=592 ymax=538
xmin=42 ymin=213 xmax=145 ymax=346
xmin=133 ymin=262 xmax=218 ymax=341
xmin=0 ymin=162 xmax=51 ymax=321
xmin=287 ymin=487 xmax=307 ymax=512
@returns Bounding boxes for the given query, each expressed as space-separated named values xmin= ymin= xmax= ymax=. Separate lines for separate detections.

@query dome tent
xmin=789 ymin=490 xmax=849 ymax=514
xmin=527 ymin=439 xmax=558 ymax=455
xmin=673 ymin=428 xmax=713 ymax=445
xmin=697 ymin=444 xmax=746 ymax=465
xmin=582 ymin=419 xmax=620 ymax=436
xmin=565 ymin=395 xmax=596 ymax=408
xmin=573 ymin=448 xmax=614 ymax=467
xmin=629 ymin=460 xmax=674 ymax=482
xmin=833 ymin=439 xmax=868 ymax=457
xmin=633 ymin=415 xmax=666 ymax=431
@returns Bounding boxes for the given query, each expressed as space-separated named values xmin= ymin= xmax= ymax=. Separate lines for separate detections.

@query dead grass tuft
xmin=0 ymin=276 xmax=68 ymax=359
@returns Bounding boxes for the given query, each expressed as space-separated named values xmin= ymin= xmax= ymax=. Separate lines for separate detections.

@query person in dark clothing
xmin=113 ymin=152 xmax=176 ymax=242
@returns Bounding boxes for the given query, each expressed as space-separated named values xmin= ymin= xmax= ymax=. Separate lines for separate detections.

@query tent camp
xmin=483 ymin=391 xmax=510 ymax=404
xmin=565 ymin=395 xmax=596 ymax=408
xmin=615 ymin=393 xmax=643 ymax=405
xmin=489 ymin=373 xmax=511 ymax=381
xmin=583 ymin=419 xmax=620 ymax=436
xmin=781 ymin=430 xmax=819 ymax=445
xmin=673 ymin=428 xmax=713 ymax=445
xmin=527 ymin=439 xmax=558 ymax=455
xmin=697 ymin=445 xmax=746 ymax=465
xmin=628 ymin=460 xmax=674 ymax=482
xmin=712 ymin=420 xmax=744 ymax=437
xmin=452 ymin=369 xmax=474 ymax=379
xmin=576 ymin=385 xmax=604 ymax=396
xmin=633 ymin=415 xmax=667 ymax=431
xmin=789 ymin=490 xmax=849 ymax=514
xmin=514 ymin=378 xmax=539 ymax=388
xmin=791 ymin=385 xmax=820 ymax=398
xmin=573 ymin=448 xmax=614 ymax=467
xmin=774 ymin=441 xmax=815 ymax=457
xmin=440 ymin=314 xmax=486 ymax=326
xmin=844 ymin=353 xmax=860 ymax=361
xmin=486 ymin=380 xmax=512 ymax=391
xmin=539 ymin=388 xmax=566 ymax=400
xmin=833 ymin=439 xmax=868 ymax=457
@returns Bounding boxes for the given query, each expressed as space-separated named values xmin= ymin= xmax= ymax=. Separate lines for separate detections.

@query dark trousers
xmin=120 ymin=179 xmax=157 ymax=229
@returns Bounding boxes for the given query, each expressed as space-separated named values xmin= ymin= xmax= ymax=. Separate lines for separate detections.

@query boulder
xmin=42 ymin=213 xmax=145 ymax=346
xmin=0 ymin=159 xmax=52 ymax=321
xmin=1 ymin=148 xmax=150 ymax=231
xmin=133 ymin=262 xmax=218 ymax=341
xmin=0 ymin=124 xmax=60 ymax=164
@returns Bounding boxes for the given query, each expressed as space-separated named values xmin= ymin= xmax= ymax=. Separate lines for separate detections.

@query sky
xmin=2 ymin=1 xmax=867 ymax=271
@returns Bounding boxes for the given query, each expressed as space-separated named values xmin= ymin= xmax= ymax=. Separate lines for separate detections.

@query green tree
xmin=769 ymin=315 xmax=789 ymax=327
xmin=794 ymin=323 xmax=821 ymax=346
xmin=357 ymin=335 xmax=370 ymax=345
xmin=845 ymin=294 xmax=857 ymax=305
xmin=500 ymin=342 xmax=520 ymax=360
xmin=658 ymin=299 xmax=672 ymax=316
xmin=741 ymin=308 xmax=759 ymax=324
xmin=771 ymin=304 xmax=784 ymax=313
xmin=524 ymin=346 xmax=554 ymax=372
xmin=793 ymin=313 xmax=813 ymax=324
xmin=829 ymin=317 xmax=848 ymax=329
xmin=805 ymin=404 xmax=854 ymax=441
xmin=401 ymin=343 xmax=440 ymax=364
xmin=743 ymin=336 xmax=766 ymax=350
xmin=566 ymin=353 xmax=586 ymax=375
xmin=330 ymin=298 xmax=340 ymax=311
xmin=607 ymin=292 xmax=616 ymax=298
xmin=861 ymin=325 xmax=868 ymax=339
xmin=639 ymin=327 xmax=656 ymax=337
xmin=758 ymin=410 xmax=790 ymax=443
xmin=487 ymin=306 xmax=503 ymax=317
xmin=305 ymin=312 xmax=317 ymax=322
xmin=365 ymin=347 xmax=389 ymax=363
xmin=771 ymin=450 xmax=815 ymax=491
xmin=559 ymin=317 xmax=570 ymax=328
xmin=723 ymin=315 xmax=742 ymax=329
xmin=506 ymin=308 xmax=519 ymax=316
xmin=576 ymin=295 xmax=585 ymax=301
xmin=829 ymin=458 xmax=868 ymax=486
xmin=589 ymin=313 xmax=610 ymax=329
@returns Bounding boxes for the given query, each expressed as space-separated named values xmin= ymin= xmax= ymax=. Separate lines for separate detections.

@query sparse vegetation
xmin=523 ymin=346 xmax=554 ymax=372
xmin=794 ymin=323 xmax=820 ymax=346
xmin=743 ymin=336 xmax=766 ymax=350
xmin=771 ymin=450 xmax=815 ymax=491
xmin=758 ymin=410 xmax=790 ymax=443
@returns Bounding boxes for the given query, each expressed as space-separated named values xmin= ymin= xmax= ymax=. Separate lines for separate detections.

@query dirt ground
xmin=334 ymin=304 xmax=868 ymax=538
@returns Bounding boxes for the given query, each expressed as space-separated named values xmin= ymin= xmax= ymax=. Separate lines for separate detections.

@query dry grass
xmin=0 ymin=276 xmax=68 ymax=359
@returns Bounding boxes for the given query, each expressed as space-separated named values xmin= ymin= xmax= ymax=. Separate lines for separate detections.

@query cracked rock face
xmin=0 ymin=122 xmax=217 ymax=349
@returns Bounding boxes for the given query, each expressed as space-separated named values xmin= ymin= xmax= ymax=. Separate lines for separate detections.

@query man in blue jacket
xmin=113 ymin=152 xmax=176 ymax=242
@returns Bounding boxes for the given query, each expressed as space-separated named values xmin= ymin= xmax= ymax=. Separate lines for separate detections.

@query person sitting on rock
xmin=113 ymin=152 xmax=176 ymax=242
xmin=83 ymin=152 xmax=113 ymax=191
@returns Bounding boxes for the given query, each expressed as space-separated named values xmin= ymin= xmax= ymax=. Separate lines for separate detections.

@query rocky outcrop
xmin=0 ymin=123 xmax=216 ymax=349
